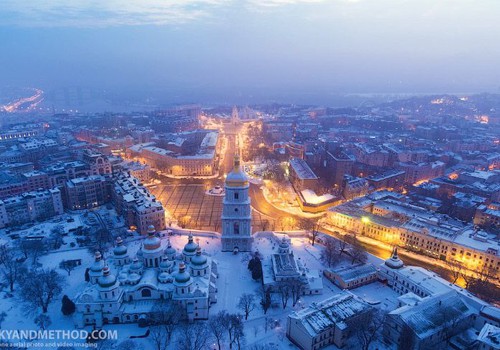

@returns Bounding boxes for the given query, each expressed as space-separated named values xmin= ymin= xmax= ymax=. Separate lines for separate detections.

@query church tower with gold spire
xmin=221 ymin=154 xmax=252 ymax=252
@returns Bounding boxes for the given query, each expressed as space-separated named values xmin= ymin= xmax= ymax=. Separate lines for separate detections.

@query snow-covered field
xmin=0 ymin=228 xmax=401 ymax=349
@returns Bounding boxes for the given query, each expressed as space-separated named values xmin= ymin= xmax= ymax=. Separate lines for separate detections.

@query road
xmin=249 ymin=183 xmax=291 ymax=219
xmin=320 ymin=226 xmax=454 ymax=281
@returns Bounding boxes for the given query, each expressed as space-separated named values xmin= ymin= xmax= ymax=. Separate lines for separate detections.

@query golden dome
xmin=225 ymin=154 xmax=249 ymax=187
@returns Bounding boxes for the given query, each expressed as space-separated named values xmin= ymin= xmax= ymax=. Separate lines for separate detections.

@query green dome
xmin=190 ymin=248 xmax=207 ymax=266
xmin=183 ymin=234 xmax=198 ymax=253
xmin=174 ymin=263 xmax=191 ymax=284
xmin=98 ymin=266 xmax=117 ymax=288
xmin=90 ymin=251 xmax=104 ymax=272
xmin=113 ymin=237 xmax=128 ymax=256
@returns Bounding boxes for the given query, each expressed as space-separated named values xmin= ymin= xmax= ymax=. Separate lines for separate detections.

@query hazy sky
xmin=1 ymin=0 xmax=500 ymax=104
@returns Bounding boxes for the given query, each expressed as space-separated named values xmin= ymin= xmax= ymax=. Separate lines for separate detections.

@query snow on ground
xmin=1 ymin=227 xmax=401 ymax=349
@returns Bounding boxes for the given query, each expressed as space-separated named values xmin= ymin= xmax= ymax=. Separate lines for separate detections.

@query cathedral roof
xmin=174 ymin=263 xmax=192 ymax=284
xmin=191 ymin=247 xmax=208 ymax=267
xmin=164 ymin=239 xmax=176 ymax=257
xmin=90 ymin=251 xmax=104 ymax=272
xmin=143 ymin=225 xmax=161 ymax=251
xmin=225 ymin=154 xmax=249 ymax=187
xmin=98 ymin=265 xmax=117 ymax=288
xmin=113 ymin=237 xmax=128 ymax=256
xmin=183 ymin=234 xmax=198 ymax=254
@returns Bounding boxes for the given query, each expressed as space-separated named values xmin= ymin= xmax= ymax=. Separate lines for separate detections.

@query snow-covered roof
xmin=389 ymin=291 xmax=474 ymax=339
xmin=477 ymin=324 xmax=500 ymax=348
xmin=289 ymin=291 xmax=371 ymax=336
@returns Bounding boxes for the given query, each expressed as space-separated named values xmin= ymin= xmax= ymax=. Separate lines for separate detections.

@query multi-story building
xmin=366 ymin=170 xmax=406 ymax=192
xmin=289 ymin=158 xmax=319 ymax=192
xmin=351 ymin=143 xmax=391 ymax=168
xmin=128 ymin=130 xmax=219 ymax=177
xmin=64 ymin=175 xmax=110 ymax=210
xmin=326 ymin=151 xmax=354 ymax=188
xmin=0 ymin=188 xmax=64 ymax=228
xmin=327 ymin=193 xmax=500 ymax=280
xmin=286 ymin=291 xmax=373 ymax=350
xmin=384 ymin=291 xmax=475 ymax=350
xmin=21 ymin=170 xmax=51 ymax=192
xmin=397 ymin=161 xmax=446 ymax=184
xmin=342 ymin=176 xmax=369 ymax=201
xmin=111 ymin=172 xmax=165 ymax=234
xmin=474 ymin=203 xmax=500 ymax=232
xmin=81 ymin=149 xmax=112 ymax=175
xmin=44 ymin=161 xmax=92 ymax=188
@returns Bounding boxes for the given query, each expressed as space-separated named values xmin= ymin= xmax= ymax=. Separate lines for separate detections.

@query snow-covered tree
xmin=209 ymin=311 xmax=227 ymax=350
xmin=150 ymin=300 xmax=185 ymax=342
xmin=177 ymin=323 xmax=209 ymax=350
xmin=149 ymin=325 xmax=169 ymax=350
xmin=19 ymin=268 xmax=65 ymax=313
xmin=238 ymin=293 xmax=256 ymax=320
xmin=0 ymin=244 xmax=24 ymax=292
xmin=320 ymin=236 xmax=340 ymax=267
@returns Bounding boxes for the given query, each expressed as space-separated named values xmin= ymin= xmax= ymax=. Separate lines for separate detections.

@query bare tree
xmin=149 ymin=325 xmax=169 ymax=350
xmin=150 ymin=300 xmax=185 ymax=342
xmin=177 ymin=323 xmax=209 ymax=350
xmin=289 ymin=279 xmax=306 ymax=307
xmin=299 ymin=218 xmax=321 ymax=245
xmin=59 ymin=260 xmax=77 ymax=276
xmin=461 ymin=270 xmax=476 ymax=289
xmin=49 ymin=225 xmax=65 ymax=250
xmin=208 ymin=311 xmax=227 ymax=350
xmin=276 ymin=281 xmax=291 ymax=309
xmin=17 ymin=239 xmax=46 ymax=265
xmin=221 ymin=314 xmax=245 ymax=349
xmin=88 ymin=228 xmax=113 ymax=255
xmin=468 ymin=266 xmax=499 ymax=303
xmin=349 ymin=240 xmax=368 ymax=265
xmin=320 ymin=237 xmax=340 ymax=267
xmin=238 ymin=293 xmax=256 ymax=320
xmin=0 ymin=244 xmax=24 ymax=292
xmin=445 ymin=259 xmax=463 ymax=284
xmin=349 ymin=309 xmax=386 ymax=350
xmin=338 ymin=236 xmax=350 ymax=257
xmin=19 ymin=268 xmax=65 ymax=313
xmin=277 ymin=217 xmax=287 ymax=231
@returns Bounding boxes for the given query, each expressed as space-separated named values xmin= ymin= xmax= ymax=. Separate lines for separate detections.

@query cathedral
xmin=74 ymin=226 xmax=218 ymax=328
xmin=221 ymin=154 xmax=253 ymax=252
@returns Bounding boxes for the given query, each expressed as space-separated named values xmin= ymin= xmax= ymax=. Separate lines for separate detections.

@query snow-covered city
xmin=1 ymin=1 xmax=500 ymax=350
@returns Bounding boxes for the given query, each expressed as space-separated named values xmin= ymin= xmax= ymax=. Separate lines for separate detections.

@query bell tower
xmin=221 ymin=155 xmax=252 ymax=252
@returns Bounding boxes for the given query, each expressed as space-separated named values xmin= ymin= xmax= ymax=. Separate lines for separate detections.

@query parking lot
xmin=153 ymin=184 xmax=272 ymax=232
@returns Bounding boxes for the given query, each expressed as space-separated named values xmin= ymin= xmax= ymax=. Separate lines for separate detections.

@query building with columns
xmin=221 ymin=155 xmax=252 ymax=252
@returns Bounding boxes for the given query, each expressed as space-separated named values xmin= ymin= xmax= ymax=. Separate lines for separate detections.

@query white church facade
xmin=221 ymin=155 xmax=253 ymax=252
xmin=74 ymin=226 xmax=218 ymax=328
